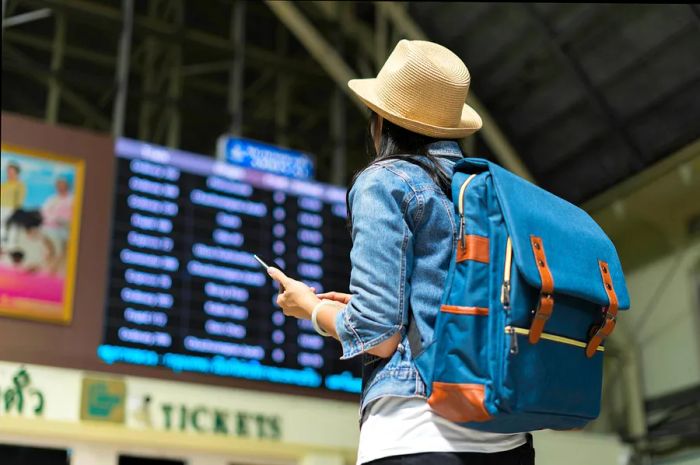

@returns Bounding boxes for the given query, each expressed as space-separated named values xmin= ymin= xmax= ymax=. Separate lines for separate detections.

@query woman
xmin=1 ymin=162 xmax=26 ymax=245
xmin=268 ymin=40 xmax=534 ymax=465
xmin=41 ymin=176 xmax=74 ymax=273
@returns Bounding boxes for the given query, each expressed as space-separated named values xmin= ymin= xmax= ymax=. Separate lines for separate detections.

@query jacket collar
xmin=425 ymin=141 xmax=463 ymax=158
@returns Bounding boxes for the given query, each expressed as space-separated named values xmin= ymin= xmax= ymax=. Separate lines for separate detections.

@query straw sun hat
xmin=348 ymin=40 xmax=482 ymax=139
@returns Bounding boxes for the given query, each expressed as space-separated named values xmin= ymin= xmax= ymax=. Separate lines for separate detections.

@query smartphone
xmin=254 ymin=254 xmax=286 ymax=291
xmin=253 ymin=254 xmax=271 ymax=271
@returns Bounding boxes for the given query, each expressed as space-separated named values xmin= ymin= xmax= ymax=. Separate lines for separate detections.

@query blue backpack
xmin=412 ymin=158 xmax=630 ymax=433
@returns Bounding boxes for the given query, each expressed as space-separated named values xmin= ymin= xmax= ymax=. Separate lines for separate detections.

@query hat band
xmin=375 ymin=80 xmax=466 ymax=128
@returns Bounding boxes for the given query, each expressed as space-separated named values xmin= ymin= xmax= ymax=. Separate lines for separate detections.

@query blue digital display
xmin=100 ymin=138 xmax=360 ymax=394
xmin=218 ymin=136 xmax=315 ymax=180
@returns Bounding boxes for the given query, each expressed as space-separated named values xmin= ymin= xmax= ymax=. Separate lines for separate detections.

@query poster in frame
xmin=0 ymin=144 xmax=85 ymax=324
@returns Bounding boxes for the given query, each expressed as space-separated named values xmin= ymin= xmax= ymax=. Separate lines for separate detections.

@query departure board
xmin=98 ymin=138 xmax=361 ymax=394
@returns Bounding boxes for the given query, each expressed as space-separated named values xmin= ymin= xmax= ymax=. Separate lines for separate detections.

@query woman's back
xmin=337 ymin=143 xmax=461 ymax=408
xmin=343 ymin=142 xmax=526 ymax=464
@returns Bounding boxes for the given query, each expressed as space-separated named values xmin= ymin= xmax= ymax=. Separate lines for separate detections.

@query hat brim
xmin=348 ymin=78 xmax=482 ymax=139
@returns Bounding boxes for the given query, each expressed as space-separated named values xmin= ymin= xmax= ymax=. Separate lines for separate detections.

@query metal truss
xmin=2 ymin=0 xmax=530 ymax=185
xmin=137 ymin=0 xmax=183 ymax=147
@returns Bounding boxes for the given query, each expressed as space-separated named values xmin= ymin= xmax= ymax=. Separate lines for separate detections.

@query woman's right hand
xmin=316 ymin=291 xmax=352 ymax=305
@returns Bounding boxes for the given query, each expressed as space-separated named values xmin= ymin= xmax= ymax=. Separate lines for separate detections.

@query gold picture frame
xmin=0 ymin=144 xmax=85 ymax=324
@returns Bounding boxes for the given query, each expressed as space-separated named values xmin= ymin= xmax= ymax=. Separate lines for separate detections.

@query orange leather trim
xmin=428 ymin=382 xmax=492 ymax=423
xmin=457 ymin=235 xmax=489 ymax=264
xmin=530 ymin=236 xmax=553 ymax=293
xmin=598 ymin=260 xmax=619 ymax=316
xmin=586 ymin=260 xmax=619 ymax=358
xmin=529 ymin=294 xmax=554 ymax=344
xmin=440 ymin=305 xmax=489 ymax=316
xmin=529 ymin=235 xmax=555 ymax=344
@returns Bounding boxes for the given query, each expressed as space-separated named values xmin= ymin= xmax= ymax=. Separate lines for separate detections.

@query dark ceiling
xmin=2 ymin=1 xmax=699 ymax=204
xmin=411 ymin=3 xmax=700 ymax=202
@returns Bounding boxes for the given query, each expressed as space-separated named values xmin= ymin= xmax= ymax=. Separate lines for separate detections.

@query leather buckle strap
xmin=529 ymin=236 xmax=554 ymax=344
xmin=586 ymin=311 xmax=617 ymax=358
xmin=534 ymin=294 xmax=553 ymax=321
xmin=529 ymin=292 xmax=553 ymax=343
xmin=586 ymin=260 xmax=619 ymax=358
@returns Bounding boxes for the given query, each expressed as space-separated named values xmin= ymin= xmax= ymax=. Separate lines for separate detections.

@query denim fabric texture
xmin=334 ymin=141 xmax=462 ymax=418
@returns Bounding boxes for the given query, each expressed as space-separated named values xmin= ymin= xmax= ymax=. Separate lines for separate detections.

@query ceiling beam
xmin=2 ymin=7 xmax=51 ymax=28
xmin=25 ymin=0 xmax=326 ymax=78
xmin=266 ymin=0 xmax=535 ymax=182
xmin=264 ymin=0 xmax=366 ymax=113
xmin=4 ymin=29 xmax=115 ymax=66
xmin=3 ymin=45 xmax=111 ymax=129
xmin=310 ymin=1 xmax=375 ymax=62
xmin=378 ymin=2 xmax=534 ymax=181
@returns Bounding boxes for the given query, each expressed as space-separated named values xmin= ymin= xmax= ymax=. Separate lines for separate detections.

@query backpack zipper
xmin=457 ymin=174 xmax=477 ymax=249
xmin=504 ymin=326 xmax=605 ymax=352
xmin=500 ymin=236 xmax=513 ymax=311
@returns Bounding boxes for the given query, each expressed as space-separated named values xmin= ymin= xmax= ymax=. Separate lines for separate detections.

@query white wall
xmin=589 ymin=146 xmax=700 ymax=400
xmin=621 ymin=242 xmax=700 ymax=397
xmin=533 ymin=431 xmax=631 ymax=465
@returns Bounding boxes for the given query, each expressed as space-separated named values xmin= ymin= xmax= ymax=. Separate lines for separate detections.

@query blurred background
xmin=1 ymin=2 xmax=699 ymax=465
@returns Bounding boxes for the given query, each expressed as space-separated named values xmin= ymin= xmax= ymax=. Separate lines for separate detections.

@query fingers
xmin=317 ymin=292 xmax=341 ymax=300
xmin=316 ymin=291 xmax=351 ymax=304
xmin=276 ymin=293 xmax=285 ymax=310
xmin=267 ymin=267 xmax=290 ymax=286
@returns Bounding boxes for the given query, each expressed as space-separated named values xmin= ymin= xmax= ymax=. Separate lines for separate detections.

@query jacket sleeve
xmin=334 ymin=166 xmax=416 ymax=359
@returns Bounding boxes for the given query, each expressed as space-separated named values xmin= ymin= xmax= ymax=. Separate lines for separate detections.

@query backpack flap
xmin=456 ymin=158 xmax=629 ymax=355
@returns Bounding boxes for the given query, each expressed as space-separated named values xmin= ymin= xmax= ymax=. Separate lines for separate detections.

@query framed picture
xmin=0 ymin=144 xmax=85 ymax=324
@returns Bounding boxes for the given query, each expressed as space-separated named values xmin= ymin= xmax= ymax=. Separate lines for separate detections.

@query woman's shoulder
xmin=347 ymin=164 xmax=421 ymax=215
xmin=358 ymin=157 xmax=444 ymax=187
xmin=352 ymin=161 xmax=415 ymax=194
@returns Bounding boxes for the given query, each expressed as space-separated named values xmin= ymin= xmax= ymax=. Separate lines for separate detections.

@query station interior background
xmin=1 ymin=2 xmax=699 ymax=465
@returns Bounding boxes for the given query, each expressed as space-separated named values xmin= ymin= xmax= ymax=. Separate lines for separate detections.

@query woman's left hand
xmin=268 ymin=267 xmax=320 ymax=320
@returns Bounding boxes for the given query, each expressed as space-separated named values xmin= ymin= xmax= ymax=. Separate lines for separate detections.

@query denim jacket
xmin=334 ymin=141 xmax=462 ymax=419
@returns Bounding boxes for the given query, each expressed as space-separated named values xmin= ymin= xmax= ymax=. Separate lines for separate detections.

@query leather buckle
xmin=599 ymin=311 xmax=617 ymax=335
xmin=528 ymin=236 xmax=554 ymax=344
xmin=586 ymin=261 xmax=620 ymax=358
xmin=585 ymin=311 xmax=616 ymax=358
xmin=533 ymin=293 xmax=553 ymax=319
xmin=529 ymin=292 xmax=554 ymax=343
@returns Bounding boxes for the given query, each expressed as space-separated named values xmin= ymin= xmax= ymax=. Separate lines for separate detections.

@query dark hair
xmin=346 ymin=112 xmax=461 ymax=224
xmin=7 ymin=163 xmax=20 ymax=174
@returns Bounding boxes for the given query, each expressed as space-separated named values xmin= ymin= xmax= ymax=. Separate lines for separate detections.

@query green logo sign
xmin=81 ymin=377 xmax=126 ymax=423
xmin=0 ymin=367 xmax=45 ymax=416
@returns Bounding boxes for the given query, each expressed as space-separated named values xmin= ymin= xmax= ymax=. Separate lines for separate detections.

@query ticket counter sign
xmin=80 ymin=377 xmax=126 ymax=424
xmin=0 ymin=366 xmax=45 ymax=417
xmin=127 ymin=393 xmax=281 ymax=440
xmin=0 ymin=362 xmax=358 ymax=452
